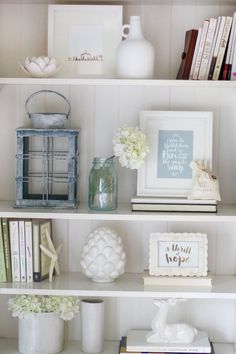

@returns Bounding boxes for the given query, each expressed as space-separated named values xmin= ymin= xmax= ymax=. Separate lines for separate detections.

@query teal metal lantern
xmin=15 ymin=128 xmax=79 ymax=208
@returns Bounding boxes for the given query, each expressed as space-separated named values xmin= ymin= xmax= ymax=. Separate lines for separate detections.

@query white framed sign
xmin=149 ymin=232 xmax=208 ymax=277
xmin=48 ymin=5 xmax=123 ymax=77
xmin=137 ymin=111 xmax=213 ymax=197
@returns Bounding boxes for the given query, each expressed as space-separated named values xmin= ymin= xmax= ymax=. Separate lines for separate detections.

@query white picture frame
xmin=137 ymin=111 xmax=213 ymax=197
xmin=149 ymin=232 xmax=208 ymax=277
xmin=48 ymin=5 xmax=123 ymax=77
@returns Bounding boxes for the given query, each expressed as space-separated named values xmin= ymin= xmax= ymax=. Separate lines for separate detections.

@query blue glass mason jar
xmin=88 ymin=157 xmax=118 ymax=211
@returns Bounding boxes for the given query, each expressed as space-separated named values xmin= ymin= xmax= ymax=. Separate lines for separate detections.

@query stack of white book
xmin=126 ymin=329 xmax=214 ymax=353
xmin=142 ymin=270 xmax=212 ymax=288
xmin=131 ymin=196 xmax=218 ymax=213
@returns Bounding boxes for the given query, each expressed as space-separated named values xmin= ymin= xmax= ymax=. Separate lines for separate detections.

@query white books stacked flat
xmin=143 ymin=270 xmax=212 ymax=287
xmin=126 ymin=329 xmax=212 ymax=353
xmin=131 ymin=196 xmax=217 ymax=213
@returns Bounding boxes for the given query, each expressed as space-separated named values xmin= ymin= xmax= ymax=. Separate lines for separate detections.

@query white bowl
xmin=19 ymin=56 xmax=61 ymax=78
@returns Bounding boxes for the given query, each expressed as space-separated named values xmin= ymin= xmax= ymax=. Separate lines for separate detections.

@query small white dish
xmin=19 ymin=56 xmax=61 ymax=78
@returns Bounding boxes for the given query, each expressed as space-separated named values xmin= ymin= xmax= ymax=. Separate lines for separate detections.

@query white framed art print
xmin=149 ymin=232 xmax=208 ymax=277
xmin=137 ymin=110 xmax=213 ymax=197
xmin=48 ymin=5 xmax=123 ymax=77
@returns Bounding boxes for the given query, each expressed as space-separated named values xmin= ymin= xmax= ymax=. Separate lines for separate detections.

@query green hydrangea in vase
xmin=8 ymin=295 xmax=79 ymax=354
xmin=88 ymin=125 xmax=149 ymax=211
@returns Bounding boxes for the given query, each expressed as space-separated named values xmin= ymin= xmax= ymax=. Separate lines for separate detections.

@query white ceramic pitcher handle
xmin=122 ymin=24 xmax=130 ymax=38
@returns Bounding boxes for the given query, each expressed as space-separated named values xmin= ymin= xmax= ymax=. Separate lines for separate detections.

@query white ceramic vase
xmin=116 ymin=16 xmax=155 ymax=79
xmin=81 ymin=299 xmax=104 ymax=353
xmin=18 ymin=312 xmax=64 ymax=354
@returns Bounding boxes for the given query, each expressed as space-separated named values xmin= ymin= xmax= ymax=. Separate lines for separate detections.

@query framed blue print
xmin=137 ymin=111 xmax=213 ymax=197
xmin=157 ymin=130 xmax=193 ymax=179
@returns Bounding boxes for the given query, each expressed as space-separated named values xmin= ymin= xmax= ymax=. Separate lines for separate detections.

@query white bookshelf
xmin=1 ymin=0 xmax=236 ymax=351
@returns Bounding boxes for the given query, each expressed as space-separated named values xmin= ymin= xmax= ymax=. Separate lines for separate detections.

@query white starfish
xmin=40 ymin=229 xmax=62 ymax=282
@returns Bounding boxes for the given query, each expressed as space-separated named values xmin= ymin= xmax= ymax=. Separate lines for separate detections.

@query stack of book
xmin=131 ymin=197 xmax=218 ymax=213
xmin=177 ymin=12 xmax=236 ymax=80
xmin=119 ymin=331 xmax=215 ymax=354
xmin=0 ymin=218 xmax=52 ymax=283
xmin=142 ymin=270 xmax=212 ymax=288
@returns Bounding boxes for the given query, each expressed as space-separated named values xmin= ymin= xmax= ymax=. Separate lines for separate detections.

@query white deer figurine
xmin=146 ymin=299 xmax=198 ymax=344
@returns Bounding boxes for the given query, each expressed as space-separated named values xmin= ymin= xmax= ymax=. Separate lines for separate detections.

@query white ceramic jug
xmin=116 ymin=16 xmax=155 ymax=79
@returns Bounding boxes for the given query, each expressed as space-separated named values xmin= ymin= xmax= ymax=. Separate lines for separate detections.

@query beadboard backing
xmin=0 ymin=2 xmax=236 ymax=78
xmin=0 ymin=84 xmax=235 ymax=204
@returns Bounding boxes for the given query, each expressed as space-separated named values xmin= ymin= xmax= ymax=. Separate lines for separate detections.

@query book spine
xmin=192 ymin=20 xmax=209 ymax=80
xmin=32 ymin=220 xmax=40 ymax=282
xmin=222 ymin=63 xmax=229 ymax=80
xmin=2 ymin=218 xmax=12 ymax=282
xmin=222 ymin=13 xmax=236 ymax=80
xmin=19 ymin=220 xmax=26 ymax=282
xmin=230 ymin=13 xmax=236 ymax=79
xmin=126 ymin=347 xmax=211 ymax=353
xmin=0 ymin=218 xmax=6 ymax=282
xmin=227 ymin=63 xmax=232 ymax=80
xmin=198 ymin=18 xmax=217 ymax=80
xmin=183 ymin=29 xmax=198 ymax=79
xmin=219 ymin=28 xmax=231 ymax=80
xmin=208 ymin=16 xmax=226 ymax=79
xmin=205 ymin=16 xmax=221 ymax=79
xmin=189 ymin=27 xmax=202 ymax=79
xmin=25 ymin=220 xmax=33 ymax=283
xmin=213 ymin=16 xmax=232 ymax=80
xmin=131 ymin=203 xmax=217 ymax=212
xmin=143 ymin=273 xmax=212 ymax=286
xmin=9 ymin=220 xmax=21 ymax=282
xmin=131 ymin=198 xmax=217 ymax=204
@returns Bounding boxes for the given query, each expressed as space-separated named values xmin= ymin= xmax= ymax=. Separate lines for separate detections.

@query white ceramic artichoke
xmin=80 ymin=226 xmax=126 ymax=283
xmin=19 ymin=56 xmax=61 ymax=78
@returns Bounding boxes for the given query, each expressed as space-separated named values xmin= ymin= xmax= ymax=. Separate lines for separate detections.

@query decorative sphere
xmin=80 ymin=226 xmax=126 ymax=283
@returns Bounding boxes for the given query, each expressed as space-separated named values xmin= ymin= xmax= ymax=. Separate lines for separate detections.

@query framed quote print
xmin=137 ymin=110 xmax=213 ymax=197
xmin=149 ymin=232 xmax=208 ymax=277
xmin=48 ymin=5 xmax=123 ymax=77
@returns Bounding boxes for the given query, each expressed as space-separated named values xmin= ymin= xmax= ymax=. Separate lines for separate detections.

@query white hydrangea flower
xmin=8 ymin=295 xmax=79 ymax=321
xmin=113 ymin=125 xmax=149 ymax=169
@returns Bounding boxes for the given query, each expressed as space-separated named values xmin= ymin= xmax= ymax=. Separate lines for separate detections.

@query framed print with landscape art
xmin=48 ymin=5 xmax=123 ymax=77
xmin=137 ymin=111 xmax=213 ymax=197
xmin=149 ymin=232 xmax=208 ymax=277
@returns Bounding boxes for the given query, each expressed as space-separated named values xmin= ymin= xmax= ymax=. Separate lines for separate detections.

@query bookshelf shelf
xmin=1 ymin=77 xmax=236 ymax=87
xmin=1 ymin=272 xmax=236 ymax=299
xmin=0 ymin=339 xmax=234 ymax=354
xmin=1 ymin=201 xmax=236 ymax=222
xmin=0 ymin=339 xmax=119 ymax=354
